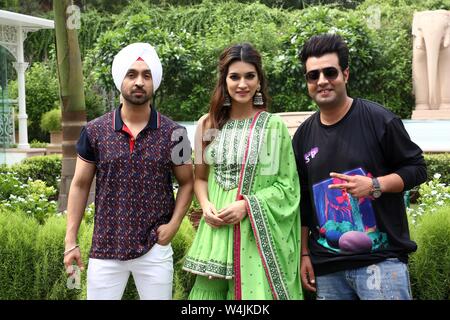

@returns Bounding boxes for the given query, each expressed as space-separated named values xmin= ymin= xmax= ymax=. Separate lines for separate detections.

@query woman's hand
xmin=216 ymin=200 xmax=248 ymax=225
xmin=202 ymin=201 xmax=225 ymax=228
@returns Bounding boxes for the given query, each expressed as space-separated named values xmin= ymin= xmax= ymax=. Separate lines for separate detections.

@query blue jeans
xmin=316 ymin=258 xmax=413 ymax=300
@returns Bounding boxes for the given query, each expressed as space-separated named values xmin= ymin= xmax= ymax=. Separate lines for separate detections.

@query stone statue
xmin=412 ymin=10 xmax=450 ymax=111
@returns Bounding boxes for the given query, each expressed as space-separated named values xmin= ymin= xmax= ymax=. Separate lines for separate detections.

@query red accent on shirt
xmin=136 ymin=57 xmax=144 ymax=61
xmin=121 ymin=124 xmax=135 ymax=153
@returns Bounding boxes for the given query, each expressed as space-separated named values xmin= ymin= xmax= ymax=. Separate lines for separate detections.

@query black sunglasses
xmin=305 ymin=67 xmax=340 ymax=83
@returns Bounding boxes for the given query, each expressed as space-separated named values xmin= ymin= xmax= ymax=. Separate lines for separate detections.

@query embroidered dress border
xmin=183 ymin=257 xmax=234 ymax=279
xmin=237 ymin=112 xmax=291 ymax=300
xmin=234 ymin=111 xmax=264 ymax=300
xmin=239 ymin=112 xmax=270 ymax=195
xmin=244 ymin=195 xmax=290 ymax=300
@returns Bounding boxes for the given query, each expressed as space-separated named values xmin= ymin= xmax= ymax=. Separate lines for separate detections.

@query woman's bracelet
xmin=301 ymin=253 xmax=310 ymax=257
xmin=63 ymin=244 xmax=80 ymax=256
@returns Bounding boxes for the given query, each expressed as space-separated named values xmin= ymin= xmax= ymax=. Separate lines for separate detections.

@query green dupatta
xmin=235 ymin=111 xmax=303 ymax=300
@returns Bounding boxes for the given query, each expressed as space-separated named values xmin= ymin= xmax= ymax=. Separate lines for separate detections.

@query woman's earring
xmin=223 ymin=94 xmax=231 ymax=107
xmin=253 ymin=87 xmax=264 ymax=106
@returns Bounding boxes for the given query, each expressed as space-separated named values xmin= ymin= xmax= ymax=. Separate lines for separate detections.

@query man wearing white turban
xmin=63 ymin=43 xmax=194 ymax=300
xmin=112 ymin=42 xmax=163 ymax=94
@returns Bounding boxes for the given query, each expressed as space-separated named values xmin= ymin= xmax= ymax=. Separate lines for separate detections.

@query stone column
xmin=13 ymin=26 xmax=29 ymax=149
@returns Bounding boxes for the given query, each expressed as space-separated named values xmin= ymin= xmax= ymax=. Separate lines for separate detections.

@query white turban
xmin=111 ymin=42 xmax=163 ymax=93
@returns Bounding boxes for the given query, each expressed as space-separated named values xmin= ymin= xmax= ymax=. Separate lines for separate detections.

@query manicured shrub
xmin=0 ymin=209 xmax=39 ymax=299
xmin=33 ymin=215 xmax=79 ymax=299
xmin=0 ymin=207 xmax=95 ymax=299
xmin=409 ymin=205 xmax=450 ymax=300
xmin=40 ymin=108 xmax=62 ymax=133
xmin=173 ymin=217 xmax=196 ymax=300
xmin=11 ymin=155 xmax=62 ymax=193
xmin=29 ymin=139 xmax=48 ymax=148
xmin=76 ymin=219 xmax=94 ymax=300
xmin=424 ymin=153 xmax=450 ymax=186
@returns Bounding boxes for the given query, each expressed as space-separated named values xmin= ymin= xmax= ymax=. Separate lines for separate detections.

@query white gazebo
xmin=0 ymin=10 xmax=54 ymax=149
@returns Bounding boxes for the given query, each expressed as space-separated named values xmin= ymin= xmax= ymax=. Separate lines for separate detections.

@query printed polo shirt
xmin=76 ymin=105 xmax=191 ymax=260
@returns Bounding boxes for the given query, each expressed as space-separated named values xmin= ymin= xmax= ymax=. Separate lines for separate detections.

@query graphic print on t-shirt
xmin=312 ymin=167 xmax=389 ymax=254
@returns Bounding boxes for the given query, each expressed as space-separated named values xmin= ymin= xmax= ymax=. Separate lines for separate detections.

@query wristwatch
xmin=371 ymin=177 xmax=382 ymax=198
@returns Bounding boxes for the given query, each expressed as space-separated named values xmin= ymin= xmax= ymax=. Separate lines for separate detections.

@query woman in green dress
xmin=183 ymin=43 xmax=303 ymax=300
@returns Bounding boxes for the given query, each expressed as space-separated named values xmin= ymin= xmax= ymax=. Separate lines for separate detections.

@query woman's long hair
xmin=204 ymin=43 xmax=270 ymax=133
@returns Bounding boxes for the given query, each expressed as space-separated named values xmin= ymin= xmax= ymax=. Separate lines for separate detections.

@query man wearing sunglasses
xmin=292 ymin=33 xmax=427 ymax=300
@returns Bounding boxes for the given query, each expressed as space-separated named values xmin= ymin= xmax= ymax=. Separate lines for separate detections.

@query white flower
xmin=433 ymin=173 xmax=442 ymax=179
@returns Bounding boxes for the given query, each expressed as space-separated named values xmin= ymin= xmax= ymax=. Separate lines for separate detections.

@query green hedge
xmin=0 ymin=210 xmax=39 ymax=299
xmin=33 ymin=215 xmax=81 ymax=299
xmin=11 ymin=155 xmax=62 ymax=194
xmin=0 ymin=208 xmax=195 ymax=300
xmin=10 ymin=1 xmax=444 ymax=122
xmin=87 ymin=1 xmax=421 ymax=120
xmin=172 ymin=216 xmax=197 ymax=299
xmin=0 ymin=210 xmax=91 ymax=299
xmin=409 ymin=205 xmax=450 ymax=300
xmin=0 ymin=155 xmax=61 ymax=205
xmin=424 ymin=153 xmax=450 ymax=186
xmin=2 ymin=204 xmax=450 ymax=300
xmin=40 ymin=108 xmax=62 ymax=133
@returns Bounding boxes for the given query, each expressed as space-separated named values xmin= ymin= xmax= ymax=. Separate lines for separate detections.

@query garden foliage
xmin=409 ymin=205 xmax=450 ymax=300
xmin=406 ymin=172 xmax=450 ymax=300
xmin=1 ymin=0 xmax=450 ymax=301
xmin=83 ymin=0 xmax=450 ymax=120
xmin=7 ymin=155 xmax=62 ymax=192
xmin=40 ymin=108 xmax=62 ymax=133
xmin=8 ymin=0 xmax=448 ymax=135
xmin=0 ymin=171 xmax=57 ymax=225
xmin=0 ymin=206 xmax=196 ymax=300
xmin=424 ymin=153 xmax=450 ymax=186
xmin=0 ymin=154 xmax=449 ymax=298
xmin=63 ymin=1 xmax=448 ymax=120
xmin=408 ymin=173 xmax=450 ymax=225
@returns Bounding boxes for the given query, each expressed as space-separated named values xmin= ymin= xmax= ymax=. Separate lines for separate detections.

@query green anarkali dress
xmin=183 ymin=111 xmax=303 ymax=300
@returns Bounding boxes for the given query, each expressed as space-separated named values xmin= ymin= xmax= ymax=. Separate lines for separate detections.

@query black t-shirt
xmin=292 ymin=98 xmax=427 ymax=276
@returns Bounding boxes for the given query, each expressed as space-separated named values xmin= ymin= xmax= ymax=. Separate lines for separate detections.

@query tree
xmin=53 ymin=0 xmax=88 ymax=211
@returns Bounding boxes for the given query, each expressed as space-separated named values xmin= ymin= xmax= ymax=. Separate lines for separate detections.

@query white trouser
xmin=87 ymin=243 xmax=173 ymax=300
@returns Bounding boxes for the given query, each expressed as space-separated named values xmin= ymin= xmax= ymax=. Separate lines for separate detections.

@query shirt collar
xmin=113 ymin=104 xmax=160 ymax=132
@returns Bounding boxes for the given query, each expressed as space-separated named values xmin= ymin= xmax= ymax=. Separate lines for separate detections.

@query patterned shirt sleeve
xmin=76 ymin=126 xmax=96 ymax=163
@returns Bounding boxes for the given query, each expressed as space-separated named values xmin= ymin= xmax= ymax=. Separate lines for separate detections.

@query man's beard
xmin=122 ymin=90 xmax=152 ymax=106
